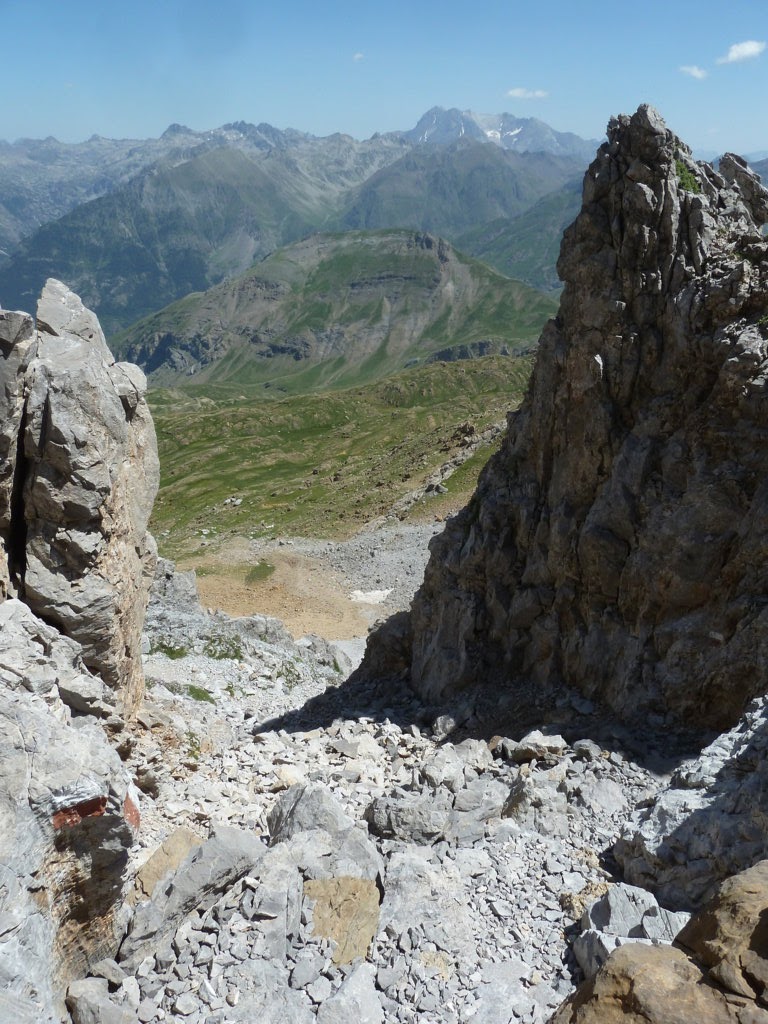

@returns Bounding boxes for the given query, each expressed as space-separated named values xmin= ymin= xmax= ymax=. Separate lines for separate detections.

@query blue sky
xmin=2 ymin=0 xmax=766 ymax=156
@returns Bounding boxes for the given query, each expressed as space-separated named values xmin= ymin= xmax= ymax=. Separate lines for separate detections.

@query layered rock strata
xmin=0 ymin=279 xmax=159 ymax=711
xmin=365 ymin=106 xmax=768 ymax=732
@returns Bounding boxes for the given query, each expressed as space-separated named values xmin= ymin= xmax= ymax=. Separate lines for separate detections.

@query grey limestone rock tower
xmin=364 ymin=105 xmax=768 ymax=732
xmin=0 ymin=278 xmax=160 ymax=713
xmin=0 ymin=281 xmax=158 ymax=1019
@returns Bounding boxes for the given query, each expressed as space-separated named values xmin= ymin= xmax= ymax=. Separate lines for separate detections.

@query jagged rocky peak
xmin=364 ymin=104 xmax=768 ymax=732
xmin=0 ymin=278 xmax=160 ymax=712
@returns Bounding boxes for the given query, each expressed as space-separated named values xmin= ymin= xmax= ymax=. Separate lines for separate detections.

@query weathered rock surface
xmin=361 ymin=105 xmax=768 ymax=733
xmin=550 ymin=944 xmax=748 ymax=1024
xmin=617 ymin=696 xmax=768 ymax=908
xmin=97 ymin=643 xmax=670 ymax=1024
xmin=118 ymin=824 xmax=267 ymax=970
xmin=0 ymin=279 xmax=159 ymax=711
xmin=572 ymin=881 xmax=690 ymax=979
xmin=677 ymin=859 xmax=768 ymax=1004
xmin=0 ymin=283 xmax=159 ymax=1020
xmin=0 ymin=600 xmax=139 ymax=1020
xmin=550 ymin=861 xmax=768 ymax=1023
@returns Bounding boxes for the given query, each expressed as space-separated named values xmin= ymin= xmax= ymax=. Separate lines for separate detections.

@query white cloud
xmin=717 ymin=40 xmax=766 ymax=64
xmin=506 ymin=87 xmax=548 ymax=100
xmin=680 ymin=64 xmax=708 ymax=79
xmin=353 ymin=52 xmax=364 ymax=62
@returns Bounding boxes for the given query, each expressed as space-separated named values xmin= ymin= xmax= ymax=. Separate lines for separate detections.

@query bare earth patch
xmin=176 ymin=522 xmax=440 ymax=641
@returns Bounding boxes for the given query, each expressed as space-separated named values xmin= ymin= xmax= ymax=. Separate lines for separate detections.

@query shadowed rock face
xmin=0 ymin=279 xmax=159 ymax=712
xmin=369 ymin=106 xmax=768 ymax=732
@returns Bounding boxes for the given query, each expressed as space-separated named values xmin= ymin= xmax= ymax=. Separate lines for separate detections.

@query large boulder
xmin=550 ymin=860 xmax=768 ymax=1023
xmin=549 ymin=943 xmax=746 ymax=1024
xmin=359 ymin=106 xmax=768 ymax=733
xmin=0 ymin=601 xmax=140 ymax=1020
xmin=0 ymin=279 xmax=159 ymax=711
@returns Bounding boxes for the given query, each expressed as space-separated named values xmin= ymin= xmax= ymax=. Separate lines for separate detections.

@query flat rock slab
xmin=303 ymin=876 xmax=380 ymax=965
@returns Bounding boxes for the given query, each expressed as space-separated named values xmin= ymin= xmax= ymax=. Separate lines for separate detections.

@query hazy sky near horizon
xmin=2 ymin=0 xmax=766 ymax=156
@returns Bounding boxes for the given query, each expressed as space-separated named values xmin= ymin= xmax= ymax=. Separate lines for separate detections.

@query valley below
xmin=4 ymin=101 xmax=768 ymax=1024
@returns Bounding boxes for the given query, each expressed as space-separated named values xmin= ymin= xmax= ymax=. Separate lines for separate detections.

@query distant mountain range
xmin=0 ymin=108 xmax=596 ymax=334
xmin=403 ymin=107 xmax=599 ymax=162
xmin=0 ymin=122 xmax=309 ymax=255
xmin=113 ymin=229 xmax=557 ymax=387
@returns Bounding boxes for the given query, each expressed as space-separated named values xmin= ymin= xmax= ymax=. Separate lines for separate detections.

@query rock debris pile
xmin=71 ymin=563 xmax=687 ymax=1024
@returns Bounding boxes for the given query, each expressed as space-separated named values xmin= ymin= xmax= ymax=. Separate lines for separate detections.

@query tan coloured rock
xmin=551 ymin=861 xmax=768 ymax=1023
xmin=549 ymin=943 xmax=757 ymax=1024
xmin=129 ymin=826 xmax=203 ymax=904
xmin=303 ymin=876 xmax=381 ymax=964
xmin=676 ymin=859 xmax=768 ymax=1003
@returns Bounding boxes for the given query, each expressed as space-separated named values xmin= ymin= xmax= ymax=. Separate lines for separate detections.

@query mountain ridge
xmin=0 ymin=128 xmax=581 ymax=332
xmin=0 ymin=107 xmax=596 ymax=255
xmin=114 ymin=228 xmax=557 ymax=388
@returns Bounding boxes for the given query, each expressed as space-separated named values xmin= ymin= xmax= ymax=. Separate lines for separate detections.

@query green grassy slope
xmin=149 ymin=354 xmax=533 ymax=558
xmin=114 ymin=229 xmax=556 ymax=388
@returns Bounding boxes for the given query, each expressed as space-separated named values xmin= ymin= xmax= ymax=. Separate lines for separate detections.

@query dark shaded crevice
xmin=8 ymin=398 xmax=29 ymax=593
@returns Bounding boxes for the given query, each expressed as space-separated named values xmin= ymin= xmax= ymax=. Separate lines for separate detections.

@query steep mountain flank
xmin=362 ymin=105 xmax=768 ymax=734
xmin=456 ymin=180 xmax=582 ymax=292
xmin=115 ymin=230 xmax=556 ymax=387
xmin=339 ymin=142 xmax=582 ymax=240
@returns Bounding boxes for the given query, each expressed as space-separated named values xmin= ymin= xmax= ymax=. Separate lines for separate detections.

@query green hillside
xmin=114 ymin=229 xmax=557 ymax=388
xmin=149 ymin=354 xmax=533 ymax=558
xmin=457 ymin=179 xmax=582 ymax=291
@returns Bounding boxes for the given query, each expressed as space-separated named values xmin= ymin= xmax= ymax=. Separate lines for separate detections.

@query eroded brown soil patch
xmin=179 ymin=538 xmax=370 ymax=640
